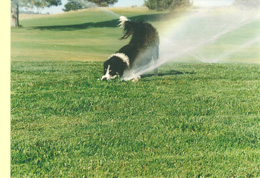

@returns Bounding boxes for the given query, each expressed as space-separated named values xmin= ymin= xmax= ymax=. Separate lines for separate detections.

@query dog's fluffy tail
xmin=119 ymin=16 xmax=129 ymax=27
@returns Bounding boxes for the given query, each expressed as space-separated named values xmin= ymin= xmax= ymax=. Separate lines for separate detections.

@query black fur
xmin=102 ymin=17 xmax=159 ymax=80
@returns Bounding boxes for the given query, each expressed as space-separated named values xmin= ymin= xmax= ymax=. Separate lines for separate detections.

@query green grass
xmin=11 ymin=61 xmax=260 ymax=177
xmin=11 ymin=7 xmax=260 ymax=177
xmin=11 ymin=8 xmax=166 ymax=61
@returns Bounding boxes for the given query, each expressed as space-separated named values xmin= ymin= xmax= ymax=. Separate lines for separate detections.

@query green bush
xmin=145 ymin=0 xmax=191 ymax=10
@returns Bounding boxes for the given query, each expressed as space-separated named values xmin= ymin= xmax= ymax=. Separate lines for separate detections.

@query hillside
xmin=12 ymin=7 xmax=260 ymax=63
xmin=12 ymin=7 xmax=166 ymax=61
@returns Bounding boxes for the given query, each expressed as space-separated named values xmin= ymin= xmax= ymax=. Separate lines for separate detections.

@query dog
xmin=102 ymin=16 xmax=159 ymax=81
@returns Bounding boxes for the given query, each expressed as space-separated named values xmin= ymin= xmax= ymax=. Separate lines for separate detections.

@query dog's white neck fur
xmin=119 ymin=16 xmax=129 ymax=27
xmin=109 ymin=53 xmax=130 ymax=67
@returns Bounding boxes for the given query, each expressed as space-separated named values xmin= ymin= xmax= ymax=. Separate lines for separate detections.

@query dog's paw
xmin=131 ymin=76 xmax=141 ymax=82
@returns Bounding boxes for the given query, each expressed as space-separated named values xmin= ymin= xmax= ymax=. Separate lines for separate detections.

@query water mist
xmin=83 ymin=2 xmax=121 ymax=18
xmin=122 ymin=5 xmax=260 ymax=81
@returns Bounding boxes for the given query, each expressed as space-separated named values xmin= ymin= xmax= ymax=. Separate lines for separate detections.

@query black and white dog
xmin=102 ymin=16 xmax=159 ymax=81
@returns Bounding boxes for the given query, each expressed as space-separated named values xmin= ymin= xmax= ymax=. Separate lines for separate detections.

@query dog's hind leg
xmin=153 ymin=58 xmax=158 ymax=76
xmin=153 ymin=46 xmax=159 ymax=76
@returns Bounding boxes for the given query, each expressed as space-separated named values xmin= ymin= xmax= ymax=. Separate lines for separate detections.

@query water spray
xmin=122 ymin=7 xmax=260 ymax=81
xmin=209 ymin=36 xmax=260 ymax=63
xmin=83 ymin=2 xmax=121 ymax=18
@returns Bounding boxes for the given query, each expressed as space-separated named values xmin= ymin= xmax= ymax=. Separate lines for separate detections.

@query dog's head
xmin=102 ymin=54 xmax=129 ymax=80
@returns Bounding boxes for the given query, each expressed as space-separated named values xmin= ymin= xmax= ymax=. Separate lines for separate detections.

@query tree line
xmin=63 ymin=0 xmax=192 ymax=12
xmin=11 ymin=0 xmax=118 ymax=26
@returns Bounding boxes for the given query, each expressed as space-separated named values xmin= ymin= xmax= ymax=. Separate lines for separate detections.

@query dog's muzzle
xmin=101 ymin=75 xmax=119 ymax=81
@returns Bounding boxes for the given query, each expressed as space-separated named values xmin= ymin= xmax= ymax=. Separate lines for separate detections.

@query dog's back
xmin=120 ymin=17 xmax=159 ymax=69
xmin=129 ymin=22 xmax=159 ymax=50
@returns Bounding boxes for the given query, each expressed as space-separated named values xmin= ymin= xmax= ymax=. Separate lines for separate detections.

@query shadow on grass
xmin=141 ymin=70 xmax=195 ymax=78
xmin=32 ymin=13 xmax=171 ymax=31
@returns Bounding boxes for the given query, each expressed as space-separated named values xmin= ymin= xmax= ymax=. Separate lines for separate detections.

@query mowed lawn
xmin=11 ymin=7 xmax=260 ymax=177
xmin=11 ymin=61 xmax=260 ymax=177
